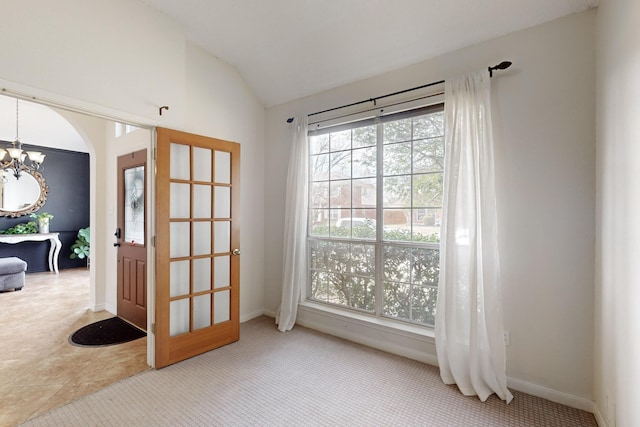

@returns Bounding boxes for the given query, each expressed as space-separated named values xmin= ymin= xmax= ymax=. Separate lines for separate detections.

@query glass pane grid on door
xmin=166 ymin=281 xmax=231 ymax=334
xmin=168 ymin=143 xmax=233 ymax=337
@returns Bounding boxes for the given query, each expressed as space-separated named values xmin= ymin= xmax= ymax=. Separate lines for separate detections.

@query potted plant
xmin=0 ymin=221 xmax=38 ymax=234
xmin=30 ymin=212 xmax=54 ymax=233
xmin=70 ymin=227 xmax=90 ymax=265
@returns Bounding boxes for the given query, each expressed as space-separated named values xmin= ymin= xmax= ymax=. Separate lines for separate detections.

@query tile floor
xmin=0 ymin=268 xmax=148 ymax=426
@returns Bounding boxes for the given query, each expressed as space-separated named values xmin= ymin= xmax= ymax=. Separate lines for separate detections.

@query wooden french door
xmin=155 ymin=128 xmax=240 ymax=368
xmin=117 ymin=149 xmax=148 ymax=331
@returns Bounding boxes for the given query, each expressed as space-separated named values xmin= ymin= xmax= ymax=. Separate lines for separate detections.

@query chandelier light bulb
xmin=0 ymin=98 xmax=47 ymax=180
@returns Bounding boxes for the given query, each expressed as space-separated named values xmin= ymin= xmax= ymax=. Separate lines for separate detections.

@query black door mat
xmin=70 ymin=316 xmax=146 ymax=347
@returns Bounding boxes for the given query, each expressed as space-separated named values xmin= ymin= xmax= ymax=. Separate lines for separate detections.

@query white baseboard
xmin=240 ymin=308 xmax=270 ymax=323
xmin=592 ymin=404 xmax=608 ymax=427
xmin=293 ymin=303 xmax=598 ymax=417
xmin=90 ymin=303 xmax=105 ymax=312
xmin=262 ymin=309 xmax=277 ymax=318
xmin=506 ymin=377 xmax=595 ymax=413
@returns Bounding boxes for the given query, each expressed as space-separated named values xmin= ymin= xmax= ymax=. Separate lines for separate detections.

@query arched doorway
xmin=0 ymin=94 xmax=152 ymax=425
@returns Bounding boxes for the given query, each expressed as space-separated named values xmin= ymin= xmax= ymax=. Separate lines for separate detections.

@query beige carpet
xmin=21 ymin=316 xmax=596 ymax=426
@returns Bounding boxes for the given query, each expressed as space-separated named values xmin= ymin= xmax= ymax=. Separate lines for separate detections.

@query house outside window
xmin=308 ymin=104 xmax=444 ymax=327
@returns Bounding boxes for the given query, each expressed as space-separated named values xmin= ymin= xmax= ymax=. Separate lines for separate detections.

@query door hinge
xmin=151 ymin=323 xmax=155 ymax=334
xmin=153 ymin=147 xmax=157 ymax=160
xmin=151 ymin=236 xmax=156 ymax=247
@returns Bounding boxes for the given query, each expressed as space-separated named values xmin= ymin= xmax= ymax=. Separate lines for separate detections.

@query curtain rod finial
xmin=488 ymin=61 xmax=512 ymax=77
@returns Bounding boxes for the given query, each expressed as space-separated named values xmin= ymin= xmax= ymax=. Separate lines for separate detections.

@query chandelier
xmin=0 ymin=99 xmax=46 ymax=180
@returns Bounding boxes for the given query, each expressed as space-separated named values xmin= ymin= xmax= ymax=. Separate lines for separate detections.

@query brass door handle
xmin=232 ymin=249 xmax=241 ymax=256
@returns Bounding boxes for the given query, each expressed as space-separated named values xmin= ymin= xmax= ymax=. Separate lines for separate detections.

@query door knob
xmin=232 ymin=248 xmax=241 ymax=256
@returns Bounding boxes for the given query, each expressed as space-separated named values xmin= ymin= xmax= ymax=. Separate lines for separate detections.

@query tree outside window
xmin=308 ymin=105 xmax=444 ymax=327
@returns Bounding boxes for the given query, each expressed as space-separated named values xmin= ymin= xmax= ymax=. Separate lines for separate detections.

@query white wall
xmin=264 ymin=10 xmax=596 ymax=407
xmin=183 ymin=44 xmax=266 ymax=321
xmin=0 ymin=0 xmax=266 ymax=323
xmin=53 ymin=109 xmax=109 ymax=311
xmin=595 ymin=0 xmax=640 ymax=426
xmin=0 ymin=0 xmax=186 ymax=125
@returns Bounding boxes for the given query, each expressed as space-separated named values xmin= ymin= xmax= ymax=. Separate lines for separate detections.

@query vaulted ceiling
xmin=141 ymin=0 xmax=598 ymax=107
xmin=0 ymin=1 xmax=599 ymax=151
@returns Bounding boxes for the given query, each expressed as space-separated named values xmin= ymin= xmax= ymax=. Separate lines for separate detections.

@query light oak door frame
xmin=116 ymin=149 xmax=148 ymax=331
xmin=155 ymin=127 xmax=240 ymax=368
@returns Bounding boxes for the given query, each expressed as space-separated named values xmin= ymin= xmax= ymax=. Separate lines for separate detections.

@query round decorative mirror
xmin=0 ymin=168 xmax=49 ymax=217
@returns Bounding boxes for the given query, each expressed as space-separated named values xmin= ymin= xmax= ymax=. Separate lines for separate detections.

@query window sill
xmin=298 ymin=300 xmax=435 ymax=342
xmin=296 ymin=301 xmax=437 ymax=365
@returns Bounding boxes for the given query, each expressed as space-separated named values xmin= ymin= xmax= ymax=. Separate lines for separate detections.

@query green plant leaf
xmin=70 ymin=227 xmax=90 ymax=260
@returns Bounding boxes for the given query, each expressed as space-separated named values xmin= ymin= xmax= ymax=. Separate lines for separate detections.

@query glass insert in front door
xmin=124 ymin=165 xmax=145 ymax=245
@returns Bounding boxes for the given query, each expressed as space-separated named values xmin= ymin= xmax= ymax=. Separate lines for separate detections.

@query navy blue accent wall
xmin=0 ymin=145 xmax=90 ymax=273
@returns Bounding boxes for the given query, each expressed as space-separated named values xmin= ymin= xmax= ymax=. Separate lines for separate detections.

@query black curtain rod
xmin=286 ymin=61 xmax=512 ymax=123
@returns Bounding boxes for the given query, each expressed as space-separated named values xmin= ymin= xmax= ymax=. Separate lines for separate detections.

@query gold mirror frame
xmin=0 ymin=167 xmax=49 ymax=217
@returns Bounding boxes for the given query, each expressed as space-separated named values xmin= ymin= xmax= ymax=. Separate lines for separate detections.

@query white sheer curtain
xmin=276 ymin=116 xmax=309 ymax=332
xmin=435 ymin=71 xmax=513 ymax=403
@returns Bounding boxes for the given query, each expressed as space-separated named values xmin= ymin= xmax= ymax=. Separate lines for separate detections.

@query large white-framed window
xmin=308 ymin=103 xmax=444 ymax=327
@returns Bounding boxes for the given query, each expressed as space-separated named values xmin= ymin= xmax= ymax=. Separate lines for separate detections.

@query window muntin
xmin=308 ymin=105 xmax=444 ymax=327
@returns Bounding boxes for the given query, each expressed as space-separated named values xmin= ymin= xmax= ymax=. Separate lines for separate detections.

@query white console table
xmin=0 ymin=233 xmax=62 ymax=273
